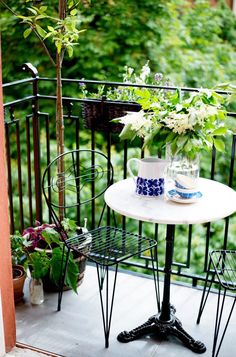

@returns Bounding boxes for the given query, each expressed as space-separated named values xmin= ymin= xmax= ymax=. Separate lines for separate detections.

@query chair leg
xmin=213 ymin=287 xmax=236 ymax=357
xmin=96 ymin=263 xmax=118 ymax=348
xmin=196 ymin=259 xmax=215 ymax=324
xmin=57 ymin=245 xmax=71 ymax=312
xmin=150 ymin=245 xmax=160 ymax=313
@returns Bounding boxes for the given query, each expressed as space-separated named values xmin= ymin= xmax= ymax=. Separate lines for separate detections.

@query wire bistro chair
xmin=197 ymin=249 xmax=236 ymax=357
xmin=42 ymin=149 xmax=159 ymax=348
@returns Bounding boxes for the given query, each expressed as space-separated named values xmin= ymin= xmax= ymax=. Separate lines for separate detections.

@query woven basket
xmin=82 ymin=99 xmax=141 ymax=133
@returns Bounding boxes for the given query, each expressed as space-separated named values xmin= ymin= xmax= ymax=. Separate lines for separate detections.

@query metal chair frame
xmin=42 ymin=149 xmax=159 ymax=348
xmin=197 ymin=249 xmax=236 ymax=357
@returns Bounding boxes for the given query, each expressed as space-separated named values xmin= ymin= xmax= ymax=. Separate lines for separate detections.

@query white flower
xmin=139 ymin=61 xmax=151 ymax=82
xmin=175 ymin=104 xmax=183 ymax=112
xmin=199 ymin=88 xmax=212 ymax=98
xmin=118 ymin=110 xmax=152 ymax=136
xmin=127 ymin=67 xmax=134 ymax=76
xmin=164 ymin=113 xmax=193 ymax=134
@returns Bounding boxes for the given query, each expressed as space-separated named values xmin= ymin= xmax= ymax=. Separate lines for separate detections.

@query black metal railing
xmin=3 ymin=63 xmax=236 ymax=287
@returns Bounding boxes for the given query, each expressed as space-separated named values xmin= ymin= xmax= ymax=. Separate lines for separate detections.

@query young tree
xmin=1 ymin=0 xmax=86 ymax=217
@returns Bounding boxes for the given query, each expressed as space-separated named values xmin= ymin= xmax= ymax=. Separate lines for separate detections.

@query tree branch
xmin=0 ymin=0 xmax=18 ymax=16
xmin=32 ymin=27 xmax=56 ymax=67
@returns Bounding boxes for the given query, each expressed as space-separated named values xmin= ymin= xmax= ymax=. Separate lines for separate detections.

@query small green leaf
xmin=40 ymin=6 xmax=47 ymax=13
xmin=27 ymin=7 xmax=37 ymax=15
xmin=56 ymin=41 xmax=62 ymax=54
xmin=70 ymin=9 xmax=77 ymax=16
xmin=47 ymin=26 xmax=54 ymax=32
xmin=213 ymin=138 xmax=225 ymax=152
xmin=67 ymin=45 xmax=73 ymax=58
xmin=36 ymin=24 xmax=47 ymax=38
xmin=119 ymin=124 xmax=137 ymax=141
xmin=143 ymin=125 xmax=161 ymax=148
xmin=212 ymin=127 xmax=227 ymax=136
xmin=42 ymin=228 xmax=60 ymax=245
xmin=23 ymin=28 xmax=32 ymax=39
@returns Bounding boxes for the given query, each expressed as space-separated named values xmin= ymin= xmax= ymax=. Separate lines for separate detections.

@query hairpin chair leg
xmin=96 ymin=263 xmax=118 ymax=348
xmin=196 ymin=259 xmax=215 ymax=324
xmin=212 ymin=287 xmax=236 ymax=357
xmin=57 ymin=245 xmax=71 ymax=312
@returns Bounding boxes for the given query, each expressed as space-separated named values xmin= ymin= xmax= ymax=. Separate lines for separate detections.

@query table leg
xmin=117 ymin=225 xmax=206 ymax=354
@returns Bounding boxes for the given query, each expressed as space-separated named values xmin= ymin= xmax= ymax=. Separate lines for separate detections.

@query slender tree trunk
xmin=56 ymin=54 xmax=64 ymax=159
xmin=57 ymin=0 xmax=66 ymax=219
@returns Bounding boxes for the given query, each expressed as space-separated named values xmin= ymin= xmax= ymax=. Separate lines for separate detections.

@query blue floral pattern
xmin=136 ymin=177 xmax=164 ymax=197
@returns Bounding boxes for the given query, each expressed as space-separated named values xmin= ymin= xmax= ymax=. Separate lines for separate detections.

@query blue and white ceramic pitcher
xmin=127 ymin=157 xmax=168 ymax=197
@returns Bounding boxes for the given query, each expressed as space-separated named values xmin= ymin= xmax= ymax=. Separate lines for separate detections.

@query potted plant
xmin=22 ymin=218 xmax=87 ymax=294
xmin=11 ymin=234 xmax=27 ymax=303
xmin=80 ymin=62 xmax=164 ymax=132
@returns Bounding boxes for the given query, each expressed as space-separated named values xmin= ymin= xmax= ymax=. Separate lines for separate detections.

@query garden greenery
xmin=1 ymin=0 xmax=236 ymax=88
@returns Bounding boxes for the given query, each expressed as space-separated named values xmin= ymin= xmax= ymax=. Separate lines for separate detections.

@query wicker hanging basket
xmin=82 ymin=98 xmax=141 ymax=133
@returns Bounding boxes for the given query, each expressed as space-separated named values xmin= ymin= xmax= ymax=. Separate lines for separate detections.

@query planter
xmin=23 ymin=224 xmax=90 ymax=292
xmin=13 ymin=265 xmax=26 ymax=304
xmin=42 ymin=251 xmax=88 ymax=292
xmin=82 ymin=98 xmax=141 ymax=133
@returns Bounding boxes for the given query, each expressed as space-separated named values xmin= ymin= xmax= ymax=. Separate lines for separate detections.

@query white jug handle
xmin=127 ymin=158 xmax=140 ymax=183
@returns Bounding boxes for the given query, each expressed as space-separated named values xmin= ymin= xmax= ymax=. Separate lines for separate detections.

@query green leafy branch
xmin=0 ymin=1 xmax=85 ymax=66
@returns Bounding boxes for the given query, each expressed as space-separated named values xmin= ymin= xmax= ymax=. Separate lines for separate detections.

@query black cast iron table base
xmin=117 ymin=305 xmax=206 ymax=354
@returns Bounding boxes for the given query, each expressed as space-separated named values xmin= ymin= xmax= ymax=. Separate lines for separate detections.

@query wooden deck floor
xmin=15 ymin=265 xmax=236 ymax=357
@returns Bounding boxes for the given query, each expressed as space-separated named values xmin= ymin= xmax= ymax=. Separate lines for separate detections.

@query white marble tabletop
xmin=104 ymin=178 xmax=236 ymax=225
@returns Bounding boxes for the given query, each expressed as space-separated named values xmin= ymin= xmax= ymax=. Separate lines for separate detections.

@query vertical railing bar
xmin=44 ymin=112 xmax=51 ymax=223
xmin=106 ymin=131 xmax=111 ymax=227
xmin=15 ymin=120 xmax=24 ymax=231
xmin=186 ymin=224 xmax=192 ymax=268
xmin=204 ymin=146 xmax=216 ymax=271
xmin=75 ymin=113 xmax=81 ymax=224
xmin=138 ymin=145 xmax=145 ymax=239
xmin=122 ymin=141 xmax=128 ymax=231
xmin=223 ymin=134 xmax=236 ymax=250
xmin=4 ymin=123 xmax=14 ymax=233
xmin=25 ymin=114 xmax=33 ymax=226
xmin=91 ymin=136 xmax=95 ymax=229
xmin=22 ymin=64 xmax=42 ymax=222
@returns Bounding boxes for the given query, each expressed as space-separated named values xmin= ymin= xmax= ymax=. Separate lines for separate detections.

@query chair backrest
xmin=42 ymin=149 xmax=114 ymax=227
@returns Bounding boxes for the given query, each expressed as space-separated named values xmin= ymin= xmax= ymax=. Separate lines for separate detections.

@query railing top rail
xmin=3 ymin=77 xmax=35 ymax=88
xmin=3 ymin=95 xmax=36 ymax=108
xmin=38 ymin=76 xmax=231 ymax=95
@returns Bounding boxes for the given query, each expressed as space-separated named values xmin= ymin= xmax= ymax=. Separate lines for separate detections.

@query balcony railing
xmin=3 ymin=63 xmax=236 ymax=287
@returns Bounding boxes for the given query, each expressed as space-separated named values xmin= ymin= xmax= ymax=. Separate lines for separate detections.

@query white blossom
xmin=139 ymin=62 xmax=151 ymax=82
xmin=164 ymin=113 xmax=193 ymax=134
xmin=118 ymin=110 xmax=152 ymax=136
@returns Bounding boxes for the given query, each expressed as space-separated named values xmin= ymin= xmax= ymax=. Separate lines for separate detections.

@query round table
xmin=105 ymin=177 xmax=236 ymax=225
xmin=104 ymin=177 xmax=236 ymax=354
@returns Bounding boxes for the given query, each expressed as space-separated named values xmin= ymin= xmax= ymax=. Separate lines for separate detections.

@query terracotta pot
xmin=13 ymin=265 xmax=26 ymax=303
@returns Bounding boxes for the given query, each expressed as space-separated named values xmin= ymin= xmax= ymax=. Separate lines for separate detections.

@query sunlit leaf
xmin=23 ymin=27 xmax=32 ymax=39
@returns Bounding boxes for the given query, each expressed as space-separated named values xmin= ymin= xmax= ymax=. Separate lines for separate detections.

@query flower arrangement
xmin=115 ymin=85 xmax=228 ymax=158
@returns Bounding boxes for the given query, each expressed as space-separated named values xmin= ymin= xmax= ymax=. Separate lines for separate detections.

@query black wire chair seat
xmin=66 ymin=226 xmax=157 ymax=267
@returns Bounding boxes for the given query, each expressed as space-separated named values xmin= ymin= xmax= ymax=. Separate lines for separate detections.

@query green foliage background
xmin=1 ymin=0 xmax=236 ymax=285
xmin=1 ymin=0 xmax=236 ymax=88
